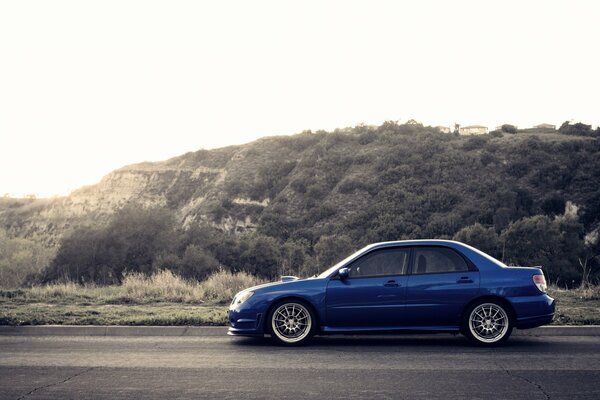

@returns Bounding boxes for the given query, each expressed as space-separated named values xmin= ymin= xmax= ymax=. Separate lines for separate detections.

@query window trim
xmin=407 ymin=245 xmax=478 ymax=276
xmin=332 ymin=246 xmax=412 ymax=280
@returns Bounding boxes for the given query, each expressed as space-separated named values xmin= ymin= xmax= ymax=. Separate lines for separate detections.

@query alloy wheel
xmin=271 ymin=302 xmax=312 ymax=344
xmin=468 ymin=302 xmax=510 ymax=344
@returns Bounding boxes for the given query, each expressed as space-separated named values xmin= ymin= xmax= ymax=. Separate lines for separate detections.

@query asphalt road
xmin=1 ymin=334 xmax=599 ymax=399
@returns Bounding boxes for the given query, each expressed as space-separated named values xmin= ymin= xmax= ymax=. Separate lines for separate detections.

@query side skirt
xmin=320 ymin=326 xmax=461 ymax=334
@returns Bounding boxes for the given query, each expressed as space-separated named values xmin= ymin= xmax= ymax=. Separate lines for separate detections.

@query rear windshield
xmin=459 ymin=242 xmax=508 ymax=268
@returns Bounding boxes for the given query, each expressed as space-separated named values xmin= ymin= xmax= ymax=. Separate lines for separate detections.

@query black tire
xmin=267 ymin=300 xmax=316 ymax=346
xmin=462 ymin=300 xmax=513 ymax=346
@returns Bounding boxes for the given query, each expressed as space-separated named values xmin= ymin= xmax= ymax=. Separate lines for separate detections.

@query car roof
xmin=367 ymin=239 xmax=466 ymax=249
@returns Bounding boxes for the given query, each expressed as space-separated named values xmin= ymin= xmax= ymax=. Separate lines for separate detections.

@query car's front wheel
xmin=268 ymin=301 xmax=315 ymax=346
xmin=462 ymin=301 xmax=513 ymax=346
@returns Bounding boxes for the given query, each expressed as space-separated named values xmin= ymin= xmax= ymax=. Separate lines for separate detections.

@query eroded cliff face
xmin=0 ymin=143 xmax=267 ymax=246
xmin=0 ymin=132 xmax=333 ymax=246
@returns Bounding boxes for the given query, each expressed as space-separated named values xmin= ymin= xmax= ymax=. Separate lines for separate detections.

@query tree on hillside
xmin=44 ymin=205 xmax=177 ymax=283
xmin=500 ymin=124 xmax=517 ymax=134
xmin=178 ymin=244 xmax=219 ymax=280
xmin=453 ymin=223 xmax=501 ymax=259
xmin=500 ymin=207 xmax=585 ymax=284
xmin=0 ymin=229 xmax=55 ymax=287
xmin=239 ymin=234 xmax=281 ymax=278
xmin=105 ymin=205 xmax=176 ymax=275
xmin=314 ymin=234 xmax=354 ymax=273
xmin=281 ymin=239 xmax=309 ymax=276
xmin=559 ymin=121 xmax=593 ymax=136
xmin=501 ymin=215 xmax=562 ymax=271
xmin=579 ymin=228 xmax=600 ymax=287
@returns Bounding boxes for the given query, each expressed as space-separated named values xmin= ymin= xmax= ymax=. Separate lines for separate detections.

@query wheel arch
xmin=264 ymin=296 xmax=321 ymax=334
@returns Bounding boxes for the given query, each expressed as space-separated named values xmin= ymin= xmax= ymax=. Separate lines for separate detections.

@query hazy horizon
xmin=1 ymin=0 xmax=599 ymax=197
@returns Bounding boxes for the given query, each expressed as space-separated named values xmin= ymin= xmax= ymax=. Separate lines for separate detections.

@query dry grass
xmin=548 ymin=284 xmax=600 ymax=301
xmin=11 ymin=282 xmax=120 ymax=304
xmin=0 ymin=269 xmax=266 ymax=325
xmin=198 ymin=270 xmax=265 ymax=302
xmin=27 ymin=281 xmax=82 ymax=298
xmin=1 ymin=270 xmax=265 ymax=305
xmin=547 ymin=285 xmax=600 ymax=325
xmin=119 ymin=269 xmax=265 ymax=304
xmin=120 ymin=270 xmax=205 ymax=303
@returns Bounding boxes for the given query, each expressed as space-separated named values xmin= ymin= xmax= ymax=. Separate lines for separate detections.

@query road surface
xmin=1 ymin=334 xmax=599 ymax=399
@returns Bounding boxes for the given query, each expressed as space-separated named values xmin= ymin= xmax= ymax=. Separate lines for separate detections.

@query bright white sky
xmin=1 ymin=1 xmax=599 ymax=197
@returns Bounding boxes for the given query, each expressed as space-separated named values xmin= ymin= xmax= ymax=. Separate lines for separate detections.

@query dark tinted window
xmin=412 ymin=247 xmax=469 ymax=274
xmin=347 ymin=248 xmax=409 ymax=278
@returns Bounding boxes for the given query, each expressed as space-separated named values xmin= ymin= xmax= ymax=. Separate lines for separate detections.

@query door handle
xmin=383 ymin=280 xmax=400 ymax=287
xmin=456 ymin=277 xmax=473 ymax=284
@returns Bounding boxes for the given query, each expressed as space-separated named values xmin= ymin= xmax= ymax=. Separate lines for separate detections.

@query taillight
xmin=533 ymin=274 xmax=547 ymax=293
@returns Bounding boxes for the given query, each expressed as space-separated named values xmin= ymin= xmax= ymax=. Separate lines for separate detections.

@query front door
xmin=326 ymin=247 xmax=410 ymax=328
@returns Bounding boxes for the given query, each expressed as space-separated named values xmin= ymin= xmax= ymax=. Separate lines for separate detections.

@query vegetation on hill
xmin=1 ymin=121 xmax=600 ymax=287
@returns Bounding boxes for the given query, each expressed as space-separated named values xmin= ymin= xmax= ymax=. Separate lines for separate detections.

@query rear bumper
xmin=511 ymin=294 xmax=556 ymax=329
xmin=516 ymin=312 xmax=555 ymax=329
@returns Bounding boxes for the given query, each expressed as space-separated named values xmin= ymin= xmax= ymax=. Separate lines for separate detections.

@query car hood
xmin=243 ymin=277 xmax=313 ymax=293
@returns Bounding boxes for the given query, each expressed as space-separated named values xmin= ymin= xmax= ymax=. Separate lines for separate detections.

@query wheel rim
xmin=271 ymin=303 xmax=312 ymax=343
xmin=469 ymin=303 xmax=509 ymax=343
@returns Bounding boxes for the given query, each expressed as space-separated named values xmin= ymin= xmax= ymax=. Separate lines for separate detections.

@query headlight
xmin=233 ymin=291 xmax=254 ymax=305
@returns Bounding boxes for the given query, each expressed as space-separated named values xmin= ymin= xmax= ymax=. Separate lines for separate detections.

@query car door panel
xmin=404 ymin=246 xmax=480 ymax=327
xmin=404 ymin=272 xmax=479 ymax=326
xmin=326 ymin=276 xmax=408 ymax=327
xmin=325 ymin=247 xmax=410 ymax=328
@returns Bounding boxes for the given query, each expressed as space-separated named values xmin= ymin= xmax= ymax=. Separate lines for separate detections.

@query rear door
xmin=404 ymin=246 xmax=479 ymax=327
xmin=326 ymin=247 xmax=410 ymax=328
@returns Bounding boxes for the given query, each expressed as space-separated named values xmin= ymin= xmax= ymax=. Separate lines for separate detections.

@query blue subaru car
xmin=228 ymin=240 xmax=555 ymax=346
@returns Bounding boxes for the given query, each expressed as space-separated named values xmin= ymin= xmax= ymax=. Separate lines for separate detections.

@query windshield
xmin=316 ymin=245 xmax=371 ymax=278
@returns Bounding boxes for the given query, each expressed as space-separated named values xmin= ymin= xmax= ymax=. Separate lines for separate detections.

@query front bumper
xmin=227 ymin=306 xmax=265 ymax=336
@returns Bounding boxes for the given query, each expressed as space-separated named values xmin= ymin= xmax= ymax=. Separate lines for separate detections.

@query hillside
xmin=1 ymin=122 xmax=600 ymax=285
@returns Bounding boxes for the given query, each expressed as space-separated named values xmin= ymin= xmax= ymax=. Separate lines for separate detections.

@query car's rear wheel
xmin=463 ymin=301 xmax=512 ymax=346
xmin=268 ymin=301 xmax=315 ymax=346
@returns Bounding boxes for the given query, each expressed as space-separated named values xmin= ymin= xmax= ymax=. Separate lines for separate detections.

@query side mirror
xmin=338 ymin=267 xmax=349 ymax=280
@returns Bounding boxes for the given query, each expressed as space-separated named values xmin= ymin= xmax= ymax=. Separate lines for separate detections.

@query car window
xmin=347 ymin=248 xmax=409 ymax=278
xmin=412 ymin=247 xmax=469 ymax=274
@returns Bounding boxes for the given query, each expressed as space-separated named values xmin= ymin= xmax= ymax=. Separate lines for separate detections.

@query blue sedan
xmin=228 ymin=240 xmax=555 ymax=346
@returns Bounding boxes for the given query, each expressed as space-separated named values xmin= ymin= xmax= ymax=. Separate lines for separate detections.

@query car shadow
xmin=229 ymin=334 xmax=550 ymax=350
